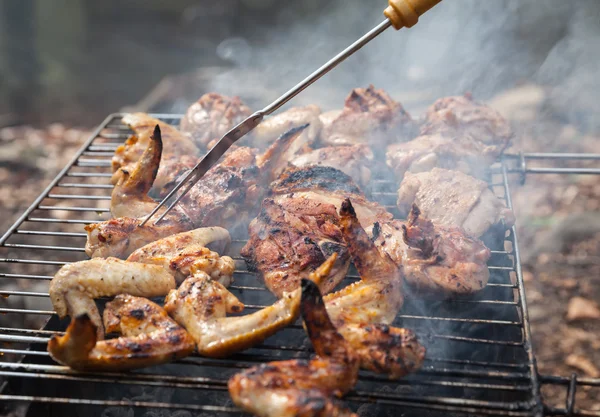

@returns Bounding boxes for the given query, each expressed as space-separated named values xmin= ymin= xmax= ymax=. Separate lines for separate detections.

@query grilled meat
xmin=290 ymin=144 xmax=374 ymax=188
xmin=126 ymin=227 xmax=234 ymax=285
xmin=252 ymin=104 xmax=322 ymax=150
xmin=368 ymin=205 xmax=491 ymax=297
xmin=48 ymin=295 xmax=194 ymax=371
xmin=111 ymin=114 xmax=198 ymax=194
xmin=180 ymin=93 xmax=251 ymax=149
xmin=56 ymin=228 xmax=233 ymax=337
xmin=243 ymin=165 xmax=392 ymax=298
xmin=50 ymin=258 xmax=176 ymax=339
xmin=228 ymin=278 xmax=359 ymax=417
xmin=320 ymin=85 xmax=415 ymax=147
xmin=86 ymin=126 xmax=308 ymax=259
xmin=422 ymin=94 xmax=513 ymax=151
xmin=321 ymin=199 xmax=425 ymax=378
xmin=270 ymin=165 xmax=392 ymax=227
xmin=386 ymin=94 xmax=513 ymax=180
xmin=163 ymin=256 xmax=337 ymax=358
xmin=397 ymin=168 xmax=515 ymax=238
xmin=242 ymin=198 xmax=351 ymax=298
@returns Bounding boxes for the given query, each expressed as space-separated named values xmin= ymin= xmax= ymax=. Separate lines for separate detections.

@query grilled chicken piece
xmin=252 ymin=105 xmax=322 ymax=149
xmin=290 ymin=144 xmax=374 ymax=188
xmin=56 ymin=228 xmax=233 ymax=338
xmin=228 ymin=278 xmax=360 ymax=417
xmin=243 ymin=165 xmax=392 ymax=298
xmin=387 ymin=94 xmax=513 ymax=181
xmin=48 ymin=295 xmax=194 ymax=371
xmin=320 ymin=85 xmax=415 ymax=148
xmin=50 ymin=258 xmax=176 ymax=339
xmin=368 ymin=205 xmax=491 ymax=297
xmin=126 ymin=227 xmax=233 ymax=284
xmin=180 ymin=93 xmax=252 ymax=150
xmin=86 ymin=126 xmax=307 ymax=259
xmin=270 ymin=165 xmax=392 ymax=227
xmin=111 ymin=114 xmax=198 ymax=194
xmin=166 ymin=253 xmax=338 ymax=360
xmin=324 ymin=200 xmax=425 ymax=378
xmin=422 ymin=94 xmax=513 ymax=151
xmin=397 ymin=168 xmax=515 ymax=238
xmin=242 ymin=198 xmax=351 ymax=298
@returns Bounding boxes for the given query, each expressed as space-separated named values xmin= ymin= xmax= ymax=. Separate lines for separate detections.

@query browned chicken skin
xmin=396 ymin=168 xmax=515 ymax=238
xmin=320 ymin=85 xmax=416 ymax=148
xmin=243 ymin=165 xmax=392 ymax=298
xmin=180 ymin=93 xmax=252 ymax=149
xmin=47 ymin=295 xmax=195 ymax=371
xmin=290 ymin=144 xmax=374 ymax=188
xmin=112 ymin=114 xmax=199 ymax=195
xmin=86 ymin=125 xmax=308 ymax=259
xmin=368 ymin=205 xmax=491 ymax=297
xmin=228 ymin=278 xmax=360 ymax=417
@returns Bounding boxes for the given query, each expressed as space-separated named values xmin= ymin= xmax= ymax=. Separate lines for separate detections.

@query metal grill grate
xmin=0 ymin=114 xmax=595 ymax=417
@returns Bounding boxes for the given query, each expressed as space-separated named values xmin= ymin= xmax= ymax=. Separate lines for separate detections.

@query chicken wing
xmin=228 ymin=278 xmax=359 ymax=417
xmin=86 ymin=125 xmax=307 ymax=259
xmin=111 ymin=113 xmax=198 ymax=192
xmin=319 ymin=85 xmax=416 ymax=148
xmin=368 ymin=204 xmax=491 ymax=297
xmin=48 ymin=295 xmax=195 ymax=371
xmin=50 ymin=258 xmax=176 ymax=339
xmin=180 ymin=93 xmax=251 ymax=150
xmin=396 ymin=168 xmax=515 ymax=237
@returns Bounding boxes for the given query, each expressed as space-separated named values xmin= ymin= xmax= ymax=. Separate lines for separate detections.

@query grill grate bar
xmin=0 ymin=273 xmax=52 ymax=281
xmin=47 ymin=194 xmax=112 ymax=200
xmin=3 ymin=244 xmax=86 ymax=252
xmin=57 ymin=183 xmax=114 ymax=189
xmin=15 ymin=230 xmax=88 ymax=237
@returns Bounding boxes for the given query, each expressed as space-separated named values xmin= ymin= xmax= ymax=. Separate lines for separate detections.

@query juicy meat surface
xmin=180 ymin=93 xmax=251 ymax=149
xmin=270 ymin=165 xmax=392 ymax=227
xmin=368 ymin=205 xmax=491 ymax=297
xmin=290 ymin=144 xmax=374 ymax=188
xmin=397 ymin=168 xmax=515 ymax=237
xmin=111 ymin=114 xmax=198 ymax=194
xmin=228 ymin=279 xmax=360 ymax=417
xmin=320 ymin=85 xmax=416 ymax=147
xmin=242 ymin=197 xmax=351 ymax=298
xmin=48 ymin=295 xmax=194 ymax=371
xmin=243 ymin=166 xmax=392 ymax=298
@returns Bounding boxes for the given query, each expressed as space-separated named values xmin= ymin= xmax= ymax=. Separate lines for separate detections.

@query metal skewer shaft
xmin=143 ymin=0 xmax=443 ymax=225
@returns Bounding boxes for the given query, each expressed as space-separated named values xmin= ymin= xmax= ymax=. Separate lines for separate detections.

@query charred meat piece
xmin=242 ymin=197 xmax=351 ymax=298
xmin=243 ymin=166 xmax=392 ymax=298
xmin=368 ymin=205 xmax=491 ymax=297
xmin=290 ymin=144 xmax=374 ymax=189
xmin=252 ymin=104 xmax=322 ymax=150
xmin=48 ymin=295 xmax=194 ymax=371
xmin=308 ymin=199 xmax=425 ymax=379
xmin=86 ymin=126 xmax=307 ymax=259
xmin=320 ymin=85 xmax=416 ymax=147
xmin=228 ymin=278 xmax=359 ymax=417
xmin=397 ymin=168 xmax=515 ymax=238
xmin=112 ymin=114 xmax=198 ymax=195
xmin=180 ymin=93 xmax=251 ymax=150
xmin=270 ymin=165 xmax=392 ymax=227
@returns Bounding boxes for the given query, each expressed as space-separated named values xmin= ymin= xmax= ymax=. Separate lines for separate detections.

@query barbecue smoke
xmin=208 ymin=0 xmax=600 ymax=131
